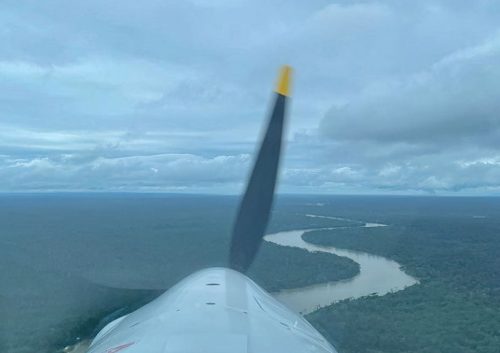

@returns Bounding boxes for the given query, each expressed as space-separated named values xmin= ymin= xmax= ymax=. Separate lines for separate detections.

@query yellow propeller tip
xmin=275 ymin=65 xmax=292 ymax=97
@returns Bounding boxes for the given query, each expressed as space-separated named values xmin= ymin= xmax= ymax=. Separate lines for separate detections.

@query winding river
xmin=266 ymin=217 xmax=419 ymax=314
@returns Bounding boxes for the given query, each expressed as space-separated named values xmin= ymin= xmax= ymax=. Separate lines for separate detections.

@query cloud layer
xmin=2 ymin=1 xmax=500 ymax=194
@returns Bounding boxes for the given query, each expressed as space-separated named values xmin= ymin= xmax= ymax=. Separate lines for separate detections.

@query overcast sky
xmin=2 ymin=0 xmax=500 ymax=194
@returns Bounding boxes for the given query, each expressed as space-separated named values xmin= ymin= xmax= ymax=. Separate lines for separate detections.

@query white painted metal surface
xmin=87 ymin=268 xmax=337 ymax=353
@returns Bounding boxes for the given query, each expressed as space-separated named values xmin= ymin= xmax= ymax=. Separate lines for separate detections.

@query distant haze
xmin=2 ymin=1 xmax=500 ymax=194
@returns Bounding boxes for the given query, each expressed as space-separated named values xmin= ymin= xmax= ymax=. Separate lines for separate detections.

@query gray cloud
xmin=1 ymin=1 xmax=500 ymax=194
xmin=313 ymin=28 xmax=500 ymax=194
xmin=321 ymin=33 xmax=500 ymax=144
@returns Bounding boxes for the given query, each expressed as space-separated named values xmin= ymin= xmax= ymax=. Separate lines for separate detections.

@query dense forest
xmin=0 ymin=194 xmax=359 ymax=353
xmin=251 ymin=242 xmax=359 ymax=292
xmin=305 ymin=209 xmax=500 ymax=353
xmin=4 ymin=194 xmax=500 ymax=353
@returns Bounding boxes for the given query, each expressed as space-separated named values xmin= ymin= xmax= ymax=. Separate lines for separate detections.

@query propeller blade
xmin=229 ymin=65 xmax=292 ymax=272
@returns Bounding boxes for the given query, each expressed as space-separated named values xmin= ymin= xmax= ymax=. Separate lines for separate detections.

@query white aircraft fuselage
xmin=87 ymin=268 xmax=337 ymax=353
